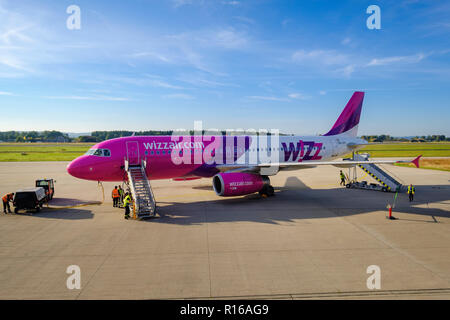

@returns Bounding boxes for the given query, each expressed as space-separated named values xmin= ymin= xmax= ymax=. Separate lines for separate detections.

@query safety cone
xmin=387 ymin=204 xmax=396 ymax=220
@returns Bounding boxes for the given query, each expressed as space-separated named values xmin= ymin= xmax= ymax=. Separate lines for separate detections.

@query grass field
xmin=1 ymin=142 xmax=450 ymax=171
xmin=396 ymin=158 xmax=450 ymax=172
xmin=357 ymin=142 xmax=450 ymax=157
xmin=0 ymin=143 xmax=93 ymax=162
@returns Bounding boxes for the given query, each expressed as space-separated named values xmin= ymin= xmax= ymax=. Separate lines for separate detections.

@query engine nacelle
xmin=212 ymin=172 xmax=270 ymax=197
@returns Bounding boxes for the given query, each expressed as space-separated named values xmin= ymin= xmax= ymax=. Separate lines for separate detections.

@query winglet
xmin=412 ymin=155 xmax=422 ymax=168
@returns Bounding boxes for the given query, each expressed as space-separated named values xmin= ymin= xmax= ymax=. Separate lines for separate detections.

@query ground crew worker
xmin=112 ymin=186 xmax=120 ymax=207
xmin=118 ymin=186 xmax=124 ymax=207
xmin=123 ymin=192 xmax=132 ymax=219
xmin=339 ymin=170 xmax=346 ymax=186
xmin=407 ymin=184 xmax=415 ymax=202
xmin=2 ymin=193 xmax=14 ymax=214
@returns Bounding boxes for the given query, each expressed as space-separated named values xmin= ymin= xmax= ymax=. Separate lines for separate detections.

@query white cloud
xmin=102 ymin=75 xmax=185 ymax=90
xmin=233 ymin=16 xmax=255 ymax=24
xmin=127 ymin=27 xmax=249 ymax=74
xmin=223 ymin=1 xmax=240 ymax=5
xmin=0 ymin=25 xmax=34 ymax=45
xmin=282 ymin=19 xmax=292 ymax=27
xmin=335 ymin=64 xmax=356 ymax=78
xmin=247 ymin=95 xmax=290 ymax=102
xmin=288 ymin=93 xmax=308 ymax=99
xmin=148 ymin=79 xmax=184 ymax=89
xmin=163 ymin=93 xmax=195 ymax=99
xmin=367 ymin=53 xmax=426 ymax=66
xmin=44 ymin=95 xmax=130 ymax=101
xmin=0 ymin=91 xmax=14 ymax=95
xmin=172 ymin=0 xmax=194 ymax=8
xmin=292 ymin=49 xmax=349 ymax=66
xmin=130 ymin=51 xmax=171 ymax=63
xmin=0 ymin=55 xmax=31 ymax=71
xmin=176 ymin=73 xmax=238 ymax=87
xmin=170 ymin=28 xmax=248 ymax=50
xmin=213 ymin=29 xmax=247 ymax=49
xmin=341 ymin=37 xmax=351 ymax=45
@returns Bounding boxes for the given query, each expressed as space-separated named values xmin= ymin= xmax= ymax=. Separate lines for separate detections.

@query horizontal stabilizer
xmin=411 ymin=155 xmax=422 ymax=168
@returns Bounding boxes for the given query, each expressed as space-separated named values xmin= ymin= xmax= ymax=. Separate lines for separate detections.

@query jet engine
xmin=212 ymin=172 xmax=271 ymax=197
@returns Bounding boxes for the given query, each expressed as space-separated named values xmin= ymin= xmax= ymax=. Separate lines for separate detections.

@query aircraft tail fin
xmin=324 ymin=91 xmax=364 ymax=137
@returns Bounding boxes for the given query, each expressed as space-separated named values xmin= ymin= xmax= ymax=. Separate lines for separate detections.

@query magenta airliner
xmin=67 ymin=92 xmax=420 ymax=197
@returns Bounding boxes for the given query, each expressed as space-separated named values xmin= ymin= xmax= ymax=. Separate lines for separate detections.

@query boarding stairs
xmin=352 ymin=153 xmax=403 ymax=192
xmin=125 ymin=159 xmax=156 ymax=219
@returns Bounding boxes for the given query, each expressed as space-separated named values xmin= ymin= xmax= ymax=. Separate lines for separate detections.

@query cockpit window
xmin=85 ymin=148 xmax=111 ymax=157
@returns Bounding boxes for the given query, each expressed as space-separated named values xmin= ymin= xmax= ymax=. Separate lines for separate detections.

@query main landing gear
xmin=259 ymin=185 xmax=275 ymax=198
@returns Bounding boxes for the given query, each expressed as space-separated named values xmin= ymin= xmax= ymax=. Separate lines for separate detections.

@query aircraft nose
xmin=67 ymin=156 xmax=90 ymax=179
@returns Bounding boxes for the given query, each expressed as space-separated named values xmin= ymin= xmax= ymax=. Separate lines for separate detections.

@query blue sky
xmin=0 ymin=0 xmax=449 ymax=135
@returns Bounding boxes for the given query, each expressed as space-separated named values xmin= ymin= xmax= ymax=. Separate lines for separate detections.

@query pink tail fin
xmin=324 ymin=91 xmax=364 ymax=137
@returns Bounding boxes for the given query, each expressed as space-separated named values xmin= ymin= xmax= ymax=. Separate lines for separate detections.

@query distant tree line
xmin=1 ymin=131 xmax=449 ymax=143
xmin=0 ymin=131 xmax=70 ymax=143
xmin=89 ymin=131 xmax=174 ymax=142
xmin=361 ymin=135 xmax=450 ymax=142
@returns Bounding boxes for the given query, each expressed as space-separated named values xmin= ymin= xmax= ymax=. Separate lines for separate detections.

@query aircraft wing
xmin=216 ymin=165 xmax=260 ymax=174
xmin=215 ymin=155 xmax=422 ymax=174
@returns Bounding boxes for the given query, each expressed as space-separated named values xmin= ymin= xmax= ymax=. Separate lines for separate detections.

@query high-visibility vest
xmin=340 ymin=172 xmax=345 ymax=179
xmin=112 ymin=189 xmax=120 ymax=198
xmin=123 ymin=195 xmax=131 ymax=206
xmin=2 ymin=193 xmax=12 ymax=202
xmin=408 ymin=186 xmax=415 ymax=194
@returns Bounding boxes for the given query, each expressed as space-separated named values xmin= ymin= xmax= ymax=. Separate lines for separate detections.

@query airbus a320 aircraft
xmin=67 ymin=91 xmax=420 ymax=197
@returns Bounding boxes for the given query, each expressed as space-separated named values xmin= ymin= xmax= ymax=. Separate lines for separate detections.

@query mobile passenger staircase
xmin=345 ymin=153 xmax=404 ymax=193
xmin=125 ymin=159 xmax=156 ymax=219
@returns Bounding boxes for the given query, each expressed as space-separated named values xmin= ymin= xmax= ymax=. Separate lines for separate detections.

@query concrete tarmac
xmin=0 ymin=161 xmax=449 ymax=299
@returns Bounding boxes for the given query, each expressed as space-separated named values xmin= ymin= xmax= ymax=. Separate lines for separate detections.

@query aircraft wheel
xmin=259 ymin=185 xmax=275 ymax=197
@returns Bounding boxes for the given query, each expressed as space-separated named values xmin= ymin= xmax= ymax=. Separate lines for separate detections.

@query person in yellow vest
xmin=407 ymin=184 xmax=415 ymax=202
xmin=112 ymin=186 xmax=120 ymax=207
xmin=339 ymin=170 xmax=346 ymax=186
xmin=118 ymin=186 xmax=124 ymax=207
xmin=123 ymin=192 xmax=132 ymax=219
xmin=2 ymin=193 xmax=14 ymax=214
